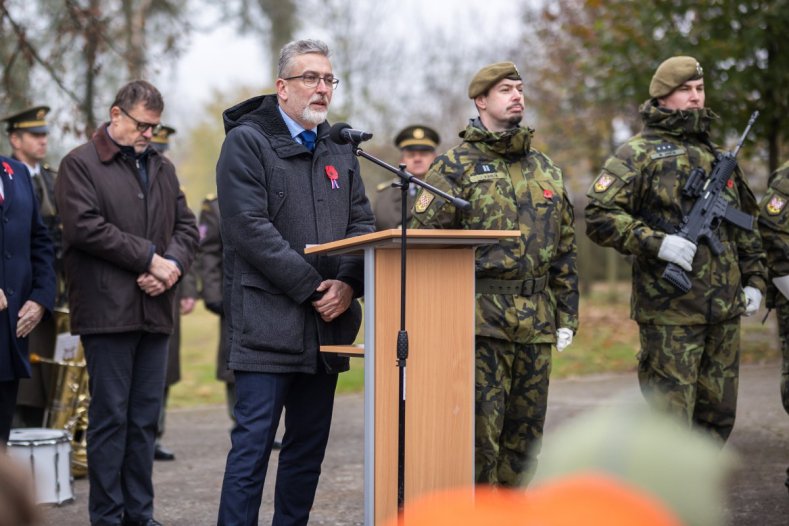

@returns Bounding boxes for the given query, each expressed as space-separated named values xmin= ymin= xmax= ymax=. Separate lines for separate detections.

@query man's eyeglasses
xmin=119 ymin=107 xmax=163 ymax=135
xmin=283 ymin=72 xmax=340 ymax=89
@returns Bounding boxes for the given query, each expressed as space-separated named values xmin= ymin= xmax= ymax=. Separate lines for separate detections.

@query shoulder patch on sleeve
xmin=765 ymin=193 xmax=787 ymax=216
xmin=593 ymin=174 xmax=616 ymax=193
xmin=414 ymin=190 xmax=435 ymax=213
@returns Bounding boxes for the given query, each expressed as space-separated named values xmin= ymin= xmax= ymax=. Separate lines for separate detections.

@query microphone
xmin=329 ymin=123 xmax=373 ymax=145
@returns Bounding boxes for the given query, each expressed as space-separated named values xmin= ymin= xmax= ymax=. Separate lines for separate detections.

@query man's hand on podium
xmin=312 ymin=279 xmax=353 ymax=323
xmin=556 ymin=328 xmax=574 ymax=352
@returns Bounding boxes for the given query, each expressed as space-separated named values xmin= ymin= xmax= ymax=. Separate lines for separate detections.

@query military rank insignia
xmin=593 ymin=174 xmax=614 ymax=193
xmin=766 ymin=194 xmax=787 ymax=216
xmin=414 ymin=190 xmax=434 ymax=213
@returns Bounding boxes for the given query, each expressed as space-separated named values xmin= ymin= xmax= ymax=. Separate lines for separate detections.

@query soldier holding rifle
xmin=585 ymin=56 xmax=767 ymax=443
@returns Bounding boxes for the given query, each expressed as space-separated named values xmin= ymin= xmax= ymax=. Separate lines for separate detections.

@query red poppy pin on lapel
xmin=326 ymin=165 xmax=339 ymax=189
xmin=543 ymin=189 xmax=553 ymax=199
xmin=2 ymin=161 xmax=13 ymax=179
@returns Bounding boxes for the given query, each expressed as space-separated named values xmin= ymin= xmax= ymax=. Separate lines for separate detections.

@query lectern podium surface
xmin=307 ymin=229 xmax=518 ymax=525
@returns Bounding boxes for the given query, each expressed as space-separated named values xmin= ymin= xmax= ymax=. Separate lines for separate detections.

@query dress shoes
xmin=154 ymin=443 xmax=176 ymax=461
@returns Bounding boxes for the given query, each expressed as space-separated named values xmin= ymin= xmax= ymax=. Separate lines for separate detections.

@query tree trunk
xmin=82 ymin=0 xmax=102 ymax=136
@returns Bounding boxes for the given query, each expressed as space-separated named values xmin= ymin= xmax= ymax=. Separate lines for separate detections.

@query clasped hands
xmin=0 ymin=288 xmax=45 ymax=338
xmin=137 ymin=253 xmax=181 ymax=297
xmin=312 ymin=279 xmax=353 ymax=323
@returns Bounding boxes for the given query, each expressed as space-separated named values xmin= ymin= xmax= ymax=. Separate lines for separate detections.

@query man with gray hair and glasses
xmin=56 ymin=80 xmax=198 ymax=526
xmin=215 ymin=39 xmax=373 ymax=525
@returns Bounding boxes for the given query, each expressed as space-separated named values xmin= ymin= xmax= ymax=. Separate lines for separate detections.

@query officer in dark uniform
xmin=2 ymin=106 xmax=62 ymax=428
xmin=150 ymin=125 xmax=197 ymax=460
xmin=197 ymin=193 xmax=284 ymax=448
xmin=195 ymin=194 xmax=234 ymax=414
xmin=373 ymin=125 xmax=440 ymax=230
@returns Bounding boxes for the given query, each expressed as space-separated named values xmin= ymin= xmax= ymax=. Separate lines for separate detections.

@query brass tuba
xmin=31 ymin=307 xmax=90 ymax=478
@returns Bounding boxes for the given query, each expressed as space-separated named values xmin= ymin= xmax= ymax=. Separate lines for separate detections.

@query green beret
xmin=394 ymin=125 xmax=440 ymax=151
xmin=468 ymin=62 xmax=521 ymax=99
xmin=649 ymin=56 xmax=704 ymax=98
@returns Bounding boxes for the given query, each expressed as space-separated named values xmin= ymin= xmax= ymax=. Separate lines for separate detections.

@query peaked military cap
xmin=468 ymin=62 xmax=521 ymax=99
xmin=394 ymin=125 xmax=440 ymax=151
xmin=2 ymin=105 xmax=50 ymax=133
xmin=649 ymin=56 xmax=704 ymax=98
xmin=151 ymin=125 xmax=176 ymax=152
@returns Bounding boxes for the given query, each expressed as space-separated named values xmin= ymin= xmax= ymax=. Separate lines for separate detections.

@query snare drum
xmin=7 ymin=428 xmax=74 ymax=505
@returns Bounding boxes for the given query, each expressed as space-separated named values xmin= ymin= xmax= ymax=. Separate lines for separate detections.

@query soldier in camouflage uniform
xmin=585 ymin=56 xmax=767 ymax=443
xmin=2 ymin=106 xmax=63 ymax=428
xmin=373 ymin=125 xmax=440 ymax=230
xmin=755 ymin=160 xmax=789 ymax=492
xmin=411 ymin=62 xmax=579 ymax=487
xmin=195 ymin=194 xmax=236 ymax=418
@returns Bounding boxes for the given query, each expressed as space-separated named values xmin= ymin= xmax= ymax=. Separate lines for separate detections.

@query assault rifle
xmin=662 ymin=111 xmax=759 ymax=293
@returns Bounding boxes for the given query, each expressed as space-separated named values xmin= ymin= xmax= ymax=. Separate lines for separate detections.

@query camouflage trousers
xmin=475 ymin=336 xmax=551 ymax=488
xmin=637 ymin=320 xmax=740 ymax=443
xmin=775 ymin=304 xmax=789 ymax=415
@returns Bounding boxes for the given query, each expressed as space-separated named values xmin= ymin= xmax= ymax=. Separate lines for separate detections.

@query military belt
xmin=475 ymin=275 xmax=548 ymax=296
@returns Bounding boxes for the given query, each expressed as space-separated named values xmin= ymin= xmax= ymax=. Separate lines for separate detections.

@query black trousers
xmin=0 ymin=379 xmax=19 ymax=444
xmin=82 ymin=331 xmax=168 ymax=526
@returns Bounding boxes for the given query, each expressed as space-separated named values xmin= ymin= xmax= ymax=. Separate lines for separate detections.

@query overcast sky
xmin=153 ymin=0 xmax=524 ymax=132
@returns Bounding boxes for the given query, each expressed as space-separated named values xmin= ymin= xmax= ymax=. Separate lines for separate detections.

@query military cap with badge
xmin=2 ymin=105 xmax=50 ymax=134
xmin=394 ymin=125 xmax=440 ymax=152
xmin=151 ymin=125 xmax=176 ymax=153
xmin=376 ymin=125 xmax=442 ymax=193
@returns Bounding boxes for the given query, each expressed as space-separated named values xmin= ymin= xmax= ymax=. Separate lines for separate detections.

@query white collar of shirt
xmin=0 ymin=177 xmax=4 ymax=200
xmin=23 ymin=161 xmax=40 ymax=177
xmin=277 ymin=106 xmax=318 ymax=144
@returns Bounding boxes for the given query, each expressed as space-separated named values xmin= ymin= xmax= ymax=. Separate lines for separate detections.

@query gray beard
xmin=302 ymin=107 xmax=328 ymax=126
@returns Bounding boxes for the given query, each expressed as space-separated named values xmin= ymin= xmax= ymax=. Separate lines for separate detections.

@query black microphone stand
xmin=349 ymin=141 xmax=469 ymax=515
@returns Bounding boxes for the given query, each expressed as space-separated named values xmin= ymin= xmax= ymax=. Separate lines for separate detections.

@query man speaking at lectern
xmin=411 ymin=61 xmax=579 ymax=488
xmin=215 ymin=39 xmax=374 ymax=525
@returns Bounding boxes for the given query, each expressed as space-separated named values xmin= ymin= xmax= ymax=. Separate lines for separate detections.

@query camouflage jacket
xmin=410 ymin=120 xmax=579 ymax=344
xmin=758 ymin=161 xmax=789 ymax=308
xmin=585 ymin=101 xmax=767 ymax=325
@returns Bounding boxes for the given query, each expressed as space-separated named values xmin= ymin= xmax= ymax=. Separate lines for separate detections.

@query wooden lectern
xmin=306 ymin=229 xmax=518 ymax=525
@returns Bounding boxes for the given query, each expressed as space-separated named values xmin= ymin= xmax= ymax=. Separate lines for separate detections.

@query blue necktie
xmin=299 ymin=130 xmax=316 ymax=152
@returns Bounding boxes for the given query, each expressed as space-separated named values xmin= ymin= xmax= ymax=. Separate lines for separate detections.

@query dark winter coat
xmin=55 ymin=124 xmax=199 ymax=335
xmin=216 ymin=94 xmax=374 ymax=374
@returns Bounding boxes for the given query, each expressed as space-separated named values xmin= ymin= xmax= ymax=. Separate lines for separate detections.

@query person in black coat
xmin=0 ymin=155 xmax=55 ymax=444
xmin=216 ymin=39 xmax=374 ymax=526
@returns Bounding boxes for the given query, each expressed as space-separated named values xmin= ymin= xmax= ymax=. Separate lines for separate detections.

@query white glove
xmin=743 ymin=286 xmax=762 ymax=317
xmin=773 ymin=275 xmax=789 ymax=301
xmin=657 ymin=234 xmax=697 ymax=272
xmin=556 ymin=328 xmax=573 ymax=352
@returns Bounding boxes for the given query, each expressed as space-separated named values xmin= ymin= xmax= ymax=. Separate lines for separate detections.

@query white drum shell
xmin=7 ymin=428 xmax=74 ymax=505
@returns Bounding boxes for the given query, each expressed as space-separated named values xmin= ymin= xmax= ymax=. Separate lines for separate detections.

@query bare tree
xmin=0 ymin=0 xmax=189 ymax=137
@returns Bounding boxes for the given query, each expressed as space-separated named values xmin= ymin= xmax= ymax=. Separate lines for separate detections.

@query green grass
xmin=170 ymin=285 xmax=782 ymax=408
